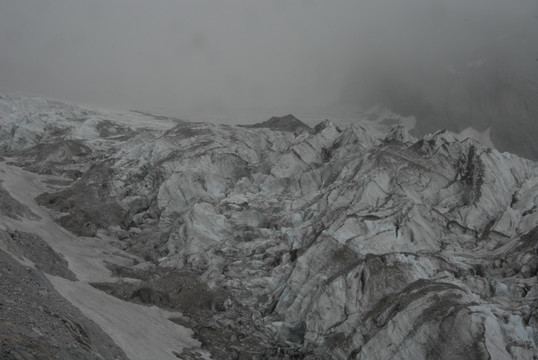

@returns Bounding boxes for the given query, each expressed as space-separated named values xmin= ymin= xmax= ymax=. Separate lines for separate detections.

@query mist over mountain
xmin=1 ymin=2 xmax=538 ymax=359
xmin=340 ymin=0 xmax=538 ymax=159
xmin=2 ymin=1 xmax=536 ymax=158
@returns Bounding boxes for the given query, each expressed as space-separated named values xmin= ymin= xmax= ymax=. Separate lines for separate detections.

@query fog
xmin=0 ymin=0 xmax=361 ymax=117
xmin=1 ymin=1 xmax=537 ymax=128
xmin=342 ymin=0 xmax=538 ymax=116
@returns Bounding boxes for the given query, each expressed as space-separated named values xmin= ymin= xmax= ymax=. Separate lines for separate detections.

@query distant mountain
xmin=241 ymin=114 xmax=313 ymax=133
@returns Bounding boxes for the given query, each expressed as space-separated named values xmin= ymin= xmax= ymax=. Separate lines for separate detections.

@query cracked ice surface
xmin=0 ymin=92 xmax=537 ymax=359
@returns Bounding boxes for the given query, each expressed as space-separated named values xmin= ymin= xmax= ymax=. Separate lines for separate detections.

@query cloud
xmin=0 ymin=0 xmax=536 ymax=124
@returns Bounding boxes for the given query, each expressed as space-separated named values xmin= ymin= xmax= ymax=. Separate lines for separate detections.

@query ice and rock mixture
xmin=0 ymin=92 xmax=537 ymax=359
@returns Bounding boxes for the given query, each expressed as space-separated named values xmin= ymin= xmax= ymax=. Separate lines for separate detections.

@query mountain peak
xmin=243 ymin=114 xmax=312 ymax=133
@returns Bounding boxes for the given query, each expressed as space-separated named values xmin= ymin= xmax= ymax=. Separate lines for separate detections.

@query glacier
xmin=0 ymin=92 xmax=537 ymax=359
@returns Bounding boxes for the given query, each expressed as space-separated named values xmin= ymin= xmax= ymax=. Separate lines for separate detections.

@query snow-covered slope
xmin=1 ymin=93 xmax=537 ymax=359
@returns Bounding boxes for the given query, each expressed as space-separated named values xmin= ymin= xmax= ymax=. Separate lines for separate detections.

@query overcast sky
xmin=1 ymin=0 xmax=536 ymax=120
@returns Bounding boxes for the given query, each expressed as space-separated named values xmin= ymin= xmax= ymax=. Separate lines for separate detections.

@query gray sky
xmin=1 ymin=0 xmax=537 ymax=120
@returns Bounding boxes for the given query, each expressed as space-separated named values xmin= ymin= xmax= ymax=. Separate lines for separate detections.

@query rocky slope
xmin=0 ymin=92 xmax=537 ymax=359
xmin=0 ymin=244 xmax=127 ymax=360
